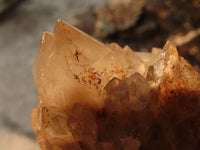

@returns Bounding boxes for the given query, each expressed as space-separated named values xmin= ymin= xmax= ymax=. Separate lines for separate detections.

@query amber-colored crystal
xmin=32 ymin=20 xmax=200 ymax=150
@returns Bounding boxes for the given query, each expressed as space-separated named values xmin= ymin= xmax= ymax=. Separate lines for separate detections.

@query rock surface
xmin=95 ymin=0 xmax=145 ymax=37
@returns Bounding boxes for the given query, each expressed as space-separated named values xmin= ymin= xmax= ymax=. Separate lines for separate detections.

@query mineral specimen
xmin=32 ymin=20 xmax=200 ymax=150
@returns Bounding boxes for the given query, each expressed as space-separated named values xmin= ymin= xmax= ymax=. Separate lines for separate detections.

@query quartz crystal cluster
xmin=32 ymin=20 xmax=200 ymax=150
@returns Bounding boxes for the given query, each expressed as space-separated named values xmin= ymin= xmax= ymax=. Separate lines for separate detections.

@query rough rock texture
xmin=94 ymin=0 xmax=145 ymax=37
xmin=32 ymin=20 xmax=200 ymax=150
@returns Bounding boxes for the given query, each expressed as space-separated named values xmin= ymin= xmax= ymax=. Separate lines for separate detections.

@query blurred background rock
xmin=0 ymin=0 xmax=199 ymax=149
